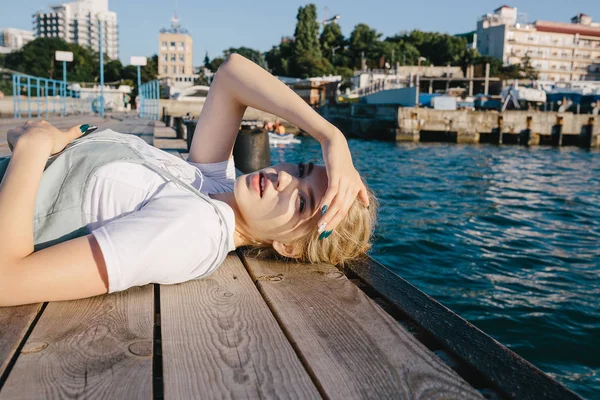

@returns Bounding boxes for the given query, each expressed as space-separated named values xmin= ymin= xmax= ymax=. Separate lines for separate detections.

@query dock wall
xmin=321 ymin=103 xmax=600 ymax=147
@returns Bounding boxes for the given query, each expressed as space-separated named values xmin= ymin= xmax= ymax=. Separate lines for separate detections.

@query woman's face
xmin=234 ymin=162 xmax=328 ymax=243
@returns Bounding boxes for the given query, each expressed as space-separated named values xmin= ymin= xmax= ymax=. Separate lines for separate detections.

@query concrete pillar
xmin=468 ymin=65 xmax=474 ymax=97
xmin=493 ymin=115 xmax=504 ymax=144
xmin=552 ymin=116 xmax=563 ymax=147
xmin=579 ymin=117 xmax=595 ymax=148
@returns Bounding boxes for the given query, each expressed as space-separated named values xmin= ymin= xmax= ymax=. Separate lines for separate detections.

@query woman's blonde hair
xmin=248 ymin=184 xmax=378 ymax=265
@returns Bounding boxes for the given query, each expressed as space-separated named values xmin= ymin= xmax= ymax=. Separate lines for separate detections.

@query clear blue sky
xmin=1 ymin=0 xmax=599 ymax=66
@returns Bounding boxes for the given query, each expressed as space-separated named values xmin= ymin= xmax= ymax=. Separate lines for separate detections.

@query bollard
xmin=520 ymin=116 xmax=533 ymax=145
xmin=173 ymin=117 xmax=185 ymax=140
xmin=165 ymin=115 xmax=172 ymax=127
xmin=185 ymin=120 xmax=196 ymax=151
xmin=233 ymin=126 xmax=271 ymax=173
xmin=493 ymin=116 xmax=504 ymax=145
xmin=162 ymin=107 xmax=167 ymax=123
xmin=184 ymin=120 xmax=270 ymax=173
xmin=552 ymin=116 xmax=563 ymax=147
xmin=579 ymin=117 xmax=595 ymax=148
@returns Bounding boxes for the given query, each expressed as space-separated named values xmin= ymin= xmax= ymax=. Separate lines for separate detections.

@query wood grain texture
xmin=240 ymin=253 xmax=484 ymax=400
xmin=0 ymin=286 xmax=154 ymax=400
xmin=160 ymin=254 xmax=320 ymax=399
xmin=0 ymin=304 xmax=43 ymax=378
xmin=345 ymin=256 xmax=582 ymax=400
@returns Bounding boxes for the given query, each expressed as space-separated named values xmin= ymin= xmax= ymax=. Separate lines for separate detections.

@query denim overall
xmin=0 ymin=130 xmax=230 ymax=273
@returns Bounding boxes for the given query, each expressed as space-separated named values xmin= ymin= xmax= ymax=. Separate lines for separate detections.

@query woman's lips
xmin=252 ymin=173 xmax=261 ymax=196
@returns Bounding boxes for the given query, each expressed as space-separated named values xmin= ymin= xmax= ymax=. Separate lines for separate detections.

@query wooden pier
xmin=0 ymin=115 xmax=582 ymax=399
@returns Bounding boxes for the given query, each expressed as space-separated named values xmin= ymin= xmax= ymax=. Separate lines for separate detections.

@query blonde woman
xmin=0 ymin=54 xmax=375 ymax=307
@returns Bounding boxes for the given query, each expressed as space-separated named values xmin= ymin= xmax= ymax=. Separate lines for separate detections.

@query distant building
xmin=32 ymin=0 xmax=118 ymax=60
xmin=476 ymin=5 xmax=600 ymax=82
xmin=0 ymin=28 xmax=35 ymax=54
xmin=158 ymin=15 xmax=194 ymax=79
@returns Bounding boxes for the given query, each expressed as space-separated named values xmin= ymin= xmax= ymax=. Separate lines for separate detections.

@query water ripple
xmin=271 ymin=139 xmax=599 ymax=398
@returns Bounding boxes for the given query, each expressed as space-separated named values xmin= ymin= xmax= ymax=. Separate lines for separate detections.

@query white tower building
xmin=33 ymin=0 xmax=118 ymax=60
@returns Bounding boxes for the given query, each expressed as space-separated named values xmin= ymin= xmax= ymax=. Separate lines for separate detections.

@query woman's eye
xmin=299 ymin=196 xmax=306 ymax=213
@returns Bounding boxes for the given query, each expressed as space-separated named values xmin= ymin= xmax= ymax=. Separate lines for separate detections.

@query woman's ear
xmin=272 ymin=241 xmax=301 ymax=259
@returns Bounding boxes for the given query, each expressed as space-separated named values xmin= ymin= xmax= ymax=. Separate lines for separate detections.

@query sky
xmin=1 ymin=0 xmax=599 ymax=66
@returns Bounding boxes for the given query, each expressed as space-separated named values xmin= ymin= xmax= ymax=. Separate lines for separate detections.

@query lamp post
xmin=321 ymin=14 xmax=340 ymax=26
xmin=416 ymin=57 xmax=426 ymax=106
xmin=130 ymin=56 xmax=148 ymax=117
xmin=55 ymin=50 xmax=73 ymax=116
xmin=331 ymin=45 xmax=341 ymax=62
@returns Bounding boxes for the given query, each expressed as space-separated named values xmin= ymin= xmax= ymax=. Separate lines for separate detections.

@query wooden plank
xmin=160 ymin=254 xmax=320 ymax=399
xmin=344 ymin=256 xmax=582 ymax=400
xmin=240 ymin=252 xmax=483 ymax=400
xmin=0 ymin=304 xmax=43 ymax=380
xmin=0 ymin=286 xmax=154 ymax=400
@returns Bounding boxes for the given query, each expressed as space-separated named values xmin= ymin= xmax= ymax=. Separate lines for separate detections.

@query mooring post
xmin=233 ymin=123 xmax=271 ymax=173
xmin=552 ymin=116 xmax=563 ymax=147
xmin=579 ymin=117 xmax=595 ymax=148
xmin=520 ymin=116 xmax=533 ymax=145
xmin=174 ymin=116 xmax=185 ymax=140
xmin=494 ymin=115 xmax=504 ymax=144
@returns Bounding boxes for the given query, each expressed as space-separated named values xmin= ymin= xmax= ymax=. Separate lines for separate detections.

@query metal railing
xmin=139 ymin=80 xmax=160 ymax=120
xmin=12 ymin=73 xmax=92 ymax=119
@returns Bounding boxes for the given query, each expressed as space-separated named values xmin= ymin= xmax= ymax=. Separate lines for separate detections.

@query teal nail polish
xmin=321 ymin=205 xmax=328 ymax=215
xmin=80 ymin=124 xmax=90 ymax=133
xmin=319 ymin=231 xmax=327 ymax=240
xmin=325 ymin=230 xmax=333 ymax=238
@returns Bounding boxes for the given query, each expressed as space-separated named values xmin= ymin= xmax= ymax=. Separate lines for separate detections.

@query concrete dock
xmin=321 ymin=104 xmax=600 ymax=148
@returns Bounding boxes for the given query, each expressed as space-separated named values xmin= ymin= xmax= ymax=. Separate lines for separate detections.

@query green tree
xmin=208 ymin=57 xmax=225 ymax=72
xmin=223 ymin=47 xmax=267 ymax=69
xmin=290 ymin=3 xmax=330 ymax=77
xmin=203 ymin=51 xmax=210 ymax=69
xmin=348 ymin=24 xmax=382 ymax=69
xmin=265 ymin=38 xmax=293 ymax=76
xmin=520 ymin=55 xmax=539 ymax=80
xmin=320 ymin=22 xmax=345 ymax=64
xmin=391 ymin=31 xmax=468 ymax=66
xmin=104 ymin=59 xmax=123 ymax=83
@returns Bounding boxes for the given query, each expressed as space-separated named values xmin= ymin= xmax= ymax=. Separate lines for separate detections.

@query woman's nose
xmin=276 ymin=170 xmax=293 ymax=191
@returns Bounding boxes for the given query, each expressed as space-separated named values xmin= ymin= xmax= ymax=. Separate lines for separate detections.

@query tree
xmin=104 ymin=59 xmax=123 ymax=83
xmin=520 ymin=55 xmax=539 ymax=80
xmin=390 ymin=31 xmax=468 ymax=66
xmin=203 ymin=51 xmax=210 ymax=69
xmin=223 ymin=47 xmax=267 ymax=69
xmin=348 ymin=24 xmax=382 ymax=69
xmin=290 ymin=3 xmax=330 ymax=77
xmin=265 ymin=38 xmax=294 ymax=76
xmin=208 ymin=57 xmax=224 ymax=72
xmin=320 ymin=22 xmax=345 ymax=64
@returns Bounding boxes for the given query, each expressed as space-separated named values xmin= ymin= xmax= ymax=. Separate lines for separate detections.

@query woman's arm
xmin=189 ymin=54 xmax=369 ymax=232
xmin=188 ymin=53 xmax=339 ymax=164
xmin=0 ymin=122 xmax=108 ymax=306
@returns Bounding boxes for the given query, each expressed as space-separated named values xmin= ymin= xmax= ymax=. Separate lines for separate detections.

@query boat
xmin=268 ymin=132 xmax=301 ymax=145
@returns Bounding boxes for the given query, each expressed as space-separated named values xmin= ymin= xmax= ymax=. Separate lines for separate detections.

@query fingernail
xmin=321 ymin=205 xmax=328 ymax=215
xmin=325 ymin=230 xmax=333 ymax=238
xmin=317 ymin=222 xmax=327 ymax=234
xmin=80 ymin=124 xmax=90 ymax=133
xmin=319 ymin=231 xmax=328 ymax=240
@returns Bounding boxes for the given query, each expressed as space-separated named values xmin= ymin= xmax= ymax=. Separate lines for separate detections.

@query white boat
xmin=268 ymin=132 xmax=301 ymax=145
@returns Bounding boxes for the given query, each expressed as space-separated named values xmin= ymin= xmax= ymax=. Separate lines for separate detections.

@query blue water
xmin=270 ymin=138 xmax=599 ymax=398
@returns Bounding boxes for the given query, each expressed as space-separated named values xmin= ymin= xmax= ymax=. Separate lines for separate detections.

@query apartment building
xmin=477 ymin=6 xmax=600 ymax=82
xmin=32 ymin=0 xmax=118 ymax=60
xmin=0 ymin=28 xmax=35 ymax=54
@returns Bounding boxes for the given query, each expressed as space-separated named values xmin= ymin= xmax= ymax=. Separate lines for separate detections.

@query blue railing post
xmin=26 ymin=77 xmax=31 ymax=118
xmin=12 ymin=75 xmax=17 ymax=119
xmin=36 ymin=77 xmax=41 ymax=118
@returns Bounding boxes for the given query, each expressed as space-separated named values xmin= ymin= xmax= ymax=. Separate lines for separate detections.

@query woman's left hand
xmin=317 ymin=132 xmax=369 ymax=235
xmin=8 ymin=121 xmax=86 ymax=155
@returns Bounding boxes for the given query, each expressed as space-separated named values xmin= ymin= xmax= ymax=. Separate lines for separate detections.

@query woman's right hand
xmin=8 ymin=121 xmax=85 ymax=155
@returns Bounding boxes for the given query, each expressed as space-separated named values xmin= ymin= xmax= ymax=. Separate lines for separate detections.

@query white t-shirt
xmin=82 ymin=140 xmax=236 ymax=293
